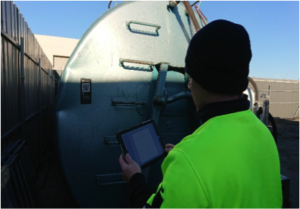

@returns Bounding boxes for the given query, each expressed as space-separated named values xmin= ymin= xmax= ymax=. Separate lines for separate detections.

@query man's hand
xmin=165 ymin=143 xmax=175 ymax=154
xmin=119 ymin=154 xmax=142 ymax=182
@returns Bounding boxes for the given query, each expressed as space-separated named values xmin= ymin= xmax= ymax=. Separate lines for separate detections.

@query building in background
xmin=250 ymin=78 xmax=299 ymax=119
xmin=35 ymin=34 xmax=79 ymax=76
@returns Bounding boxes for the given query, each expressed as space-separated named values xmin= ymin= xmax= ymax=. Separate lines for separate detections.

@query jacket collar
xmin=196 ymin=94 xmax=250 ymax=125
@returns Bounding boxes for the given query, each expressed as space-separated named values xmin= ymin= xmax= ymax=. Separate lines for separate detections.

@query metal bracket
xmin=155 ymin=63 xmax=168 ymax=98
xmin=108 ymin=1 xmax=117 ymax=9
xmin=153 ymin=91 xmax=192 ymax=105
xmin=169 ymin=1 xmax=180 ymax=8
xmin=151 ymin=63 xmax=168 ymax=124
xmin=96 ymin=173 xmax=126 ymax=186
xmin=191 ymin=1 xmax=200 ymax=7
xmin=103 ymin=136 xmax=118 ymax=145
xmin=111 ymin=98 xmax=146 ymax=106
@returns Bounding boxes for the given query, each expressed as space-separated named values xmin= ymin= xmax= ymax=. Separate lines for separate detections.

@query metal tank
xmin=54 ymin=1 xmax=204 ymax=207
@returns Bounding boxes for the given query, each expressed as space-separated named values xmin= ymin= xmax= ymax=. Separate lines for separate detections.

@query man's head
xmin=185 ymin=19 xmax=252 ymax=109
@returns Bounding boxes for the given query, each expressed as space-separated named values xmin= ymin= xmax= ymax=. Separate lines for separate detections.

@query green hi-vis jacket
xmin=146 ymin=109 xmax=282 ymax=208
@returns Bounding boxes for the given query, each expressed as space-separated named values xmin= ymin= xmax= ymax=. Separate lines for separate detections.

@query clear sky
xmin=14 ymin=1 xmax=299 ymax=80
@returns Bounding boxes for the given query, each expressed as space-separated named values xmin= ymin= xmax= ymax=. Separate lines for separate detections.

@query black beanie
xmin=185 ymin=19 xmax=252 ymax=94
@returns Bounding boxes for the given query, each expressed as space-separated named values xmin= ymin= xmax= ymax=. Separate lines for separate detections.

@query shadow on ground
xmin=35 ymin=138 xmax=78 ymax=208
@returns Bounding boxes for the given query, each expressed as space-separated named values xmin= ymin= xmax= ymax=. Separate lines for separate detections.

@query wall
xmin=35 ymin=34 xmax=79 ymax=70
xmin=252 ymin=78 xmax=299 ymax=119
xmin=1 ymin=1 xmax=56 ymax=169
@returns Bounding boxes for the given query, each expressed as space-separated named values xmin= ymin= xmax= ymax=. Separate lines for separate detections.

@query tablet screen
xmin=119 ymin=122 xmax=164 ymax=167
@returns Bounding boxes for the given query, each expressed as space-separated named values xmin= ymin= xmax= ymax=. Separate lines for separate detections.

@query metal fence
xmin=1 ymin=140 xmax=42 ymax=207
xmin=252 ymin=78 xmax=299 ymax=119
xmin=1 ymin=1 xmax=56 ymax=170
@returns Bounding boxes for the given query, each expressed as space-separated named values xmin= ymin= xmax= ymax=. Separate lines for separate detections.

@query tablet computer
xmin=116 ymin=120 xmax=165 ymax=168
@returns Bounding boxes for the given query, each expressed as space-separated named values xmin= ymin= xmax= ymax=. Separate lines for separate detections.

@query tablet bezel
xmin=116 ymin=120 xmax=165 ymax=168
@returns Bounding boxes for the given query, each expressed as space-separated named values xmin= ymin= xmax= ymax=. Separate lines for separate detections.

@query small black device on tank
xmin=81 ymin=78 xmax=91 ymax=104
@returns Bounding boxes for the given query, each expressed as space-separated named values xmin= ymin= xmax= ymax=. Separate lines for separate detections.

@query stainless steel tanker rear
xmin=54 ymin=1 xmax=253 ymax=207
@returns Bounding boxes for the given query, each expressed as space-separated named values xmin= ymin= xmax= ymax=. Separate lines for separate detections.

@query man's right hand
xmin=165 ymin=143 xmax=175 ymax=154
xmin=119 ymin=154 xmax=141 ymax=182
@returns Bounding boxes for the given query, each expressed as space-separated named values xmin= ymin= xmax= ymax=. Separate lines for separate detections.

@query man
xmin=119 ymin=19 xmax=282 ymax=208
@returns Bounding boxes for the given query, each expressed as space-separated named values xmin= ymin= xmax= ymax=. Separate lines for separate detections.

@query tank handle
xmin=119 ymin=58 xmax=185 ymax=74
xmin=120 ymin=58 xmax=156 ymax=67
xmin=126 ymin=21 xmax=161 ymax=35
xmin=96 ymin=173 xmax=126 ymax=186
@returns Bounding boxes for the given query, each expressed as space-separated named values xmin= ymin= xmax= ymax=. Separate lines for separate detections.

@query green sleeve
xmin=146 ymin=149 xmax=209 ymax=208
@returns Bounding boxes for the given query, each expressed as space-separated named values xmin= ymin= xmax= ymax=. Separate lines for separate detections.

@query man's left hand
xmin=119 ymin=154 xmax=141 ymax=182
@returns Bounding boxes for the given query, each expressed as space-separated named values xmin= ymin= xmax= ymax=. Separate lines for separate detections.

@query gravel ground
xmin=275 ymin=117 xmax=299 ymax=208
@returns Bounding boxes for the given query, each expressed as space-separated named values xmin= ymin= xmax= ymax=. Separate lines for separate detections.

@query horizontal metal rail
xmin=269 ymin=102 xmax=299 ymax=104
xmin=257 ymin=89 xmax=299 ymax=92
xmin=2 ymin=140 xmax=40 ymax=207
xmin=1 ymin=105 xmax=52 ymax=141
xmin=252 ymin=78 xmax=299 ymax=83
xmin=96 ymin=173 xmax=126 ymax=186
xmin=1 ymin=30 xmax=51 ymax=75
xmin=1 ymin=29 xmax=19 ymax=48
xmin=1 ymin=124 xmax=22 ymax=142
xmin=26 ymin=105 xmax=51 ymax=122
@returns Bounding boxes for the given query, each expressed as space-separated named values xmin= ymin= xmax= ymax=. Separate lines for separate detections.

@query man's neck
xmin=197 ymin=94 xmax=243 ymax=111
xmin=196 ymin=95 xmax=250 ymax=124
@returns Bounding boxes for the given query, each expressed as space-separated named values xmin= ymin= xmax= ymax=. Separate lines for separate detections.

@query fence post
xmin=262 ymin=99 xmax=270 ymax=125
xmin=38 ymin=58 xmax=42 ymax=158
xmin=47 ymin=69 xmax=50 ymax=107
xmin=20 ymin=37 xmax=26 ymax=142
xmin=47 ymin=68 xmax=50 ymax=148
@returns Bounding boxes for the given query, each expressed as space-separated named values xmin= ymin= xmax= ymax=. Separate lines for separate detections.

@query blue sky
xmin=14 ymin=1 xmax=299 ymax=80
